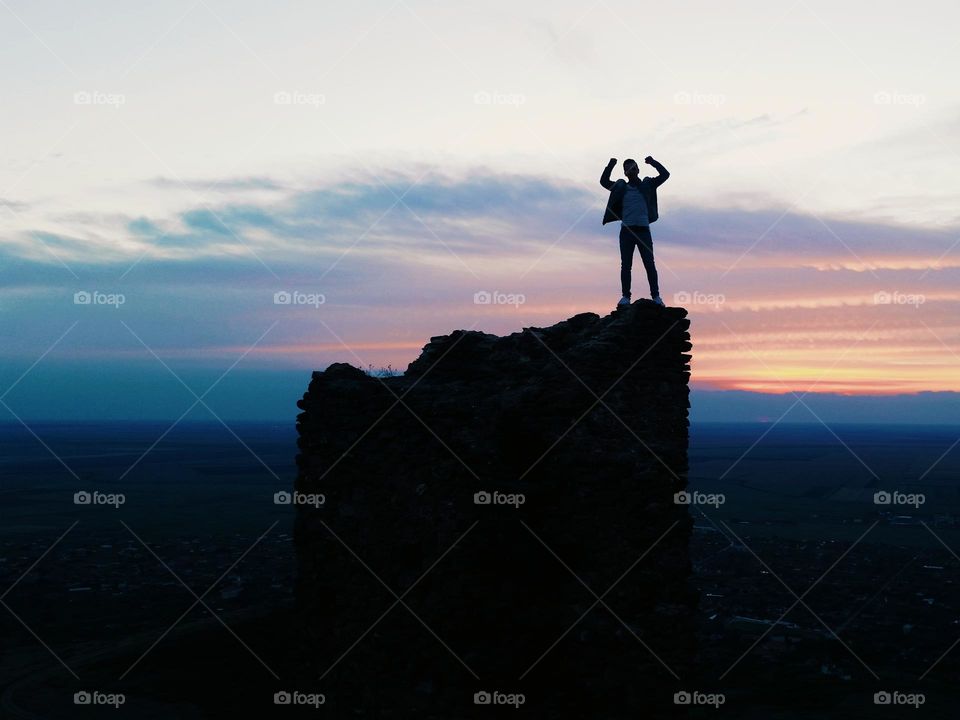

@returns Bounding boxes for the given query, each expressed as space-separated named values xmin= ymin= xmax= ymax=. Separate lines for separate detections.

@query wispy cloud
xmin=148 ymin=176 xmax=287 ymax=192
xmin=4 ymin=168 xmax=959 ymax=268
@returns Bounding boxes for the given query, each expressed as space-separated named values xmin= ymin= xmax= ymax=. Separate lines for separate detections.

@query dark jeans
xmin=619 ymin=224 xmax=658 ymax=297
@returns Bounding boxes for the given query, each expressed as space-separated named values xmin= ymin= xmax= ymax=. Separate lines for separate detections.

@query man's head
xmin=623 ymin=158 xmax=640 ymax=181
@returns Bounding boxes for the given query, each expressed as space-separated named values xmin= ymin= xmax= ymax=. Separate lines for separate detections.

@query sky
xmin=1 ymin=0 xmax=959 ymax=422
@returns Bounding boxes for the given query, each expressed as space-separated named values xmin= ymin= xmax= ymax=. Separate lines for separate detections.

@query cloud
xmin=657 ymin=204 xmax=959 ymax=267
xmin=6 ymin=167 xmax=957 ymax=267
xmin=148 ymin=176 xmax=287 ymax=192
xmin=0 ymin=166 xmax=957 ymax=399
xmin=1 ymin=197 xmax=29 ymax=212
xmin=653 ymin=108 xmax=811 ymax=154
xmin=96 ymin=170 xmax=602 ymax=264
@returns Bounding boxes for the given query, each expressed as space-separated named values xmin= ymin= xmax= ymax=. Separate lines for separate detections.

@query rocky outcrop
xmin=293 ymin=299 xmax=695 ymax=718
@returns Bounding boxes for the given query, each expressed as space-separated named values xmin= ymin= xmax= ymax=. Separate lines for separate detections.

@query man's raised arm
xmin=600 ymin=157 xmax=617 ymax=190
xmin=645 ymin=156 xmax=670 ymax=186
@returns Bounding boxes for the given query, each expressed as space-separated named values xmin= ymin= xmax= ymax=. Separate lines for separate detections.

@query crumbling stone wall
xmin=294 ymin=301 xmax=695 ymax=718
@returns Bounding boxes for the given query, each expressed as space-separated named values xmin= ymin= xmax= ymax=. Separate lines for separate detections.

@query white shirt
xmin=621 ymin=182 xmax=649 ymax=227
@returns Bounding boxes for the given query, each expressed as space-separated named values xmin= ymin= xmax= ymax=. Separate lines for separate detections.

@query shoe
xmin=617 ymin=295 xmax=631 ymax=307
xmin=652 ymin=295 xmax=665 ymax=307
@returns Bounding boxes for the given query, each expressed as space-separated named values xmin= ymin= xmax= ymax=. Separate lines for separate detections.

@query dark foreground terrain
xmin=2 ymin=419 xmax=960 ymax=717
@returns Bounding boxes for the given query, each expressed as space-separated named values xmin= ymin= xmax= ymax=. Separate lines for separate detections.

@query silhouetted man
xmin=600 ymin=156 xmax=670 ymax=307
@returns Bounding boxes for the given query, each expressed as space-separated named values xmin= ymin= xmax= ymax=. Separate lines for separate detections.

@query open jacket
xmin=600 ymin=160 xmax=669 ymax=225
